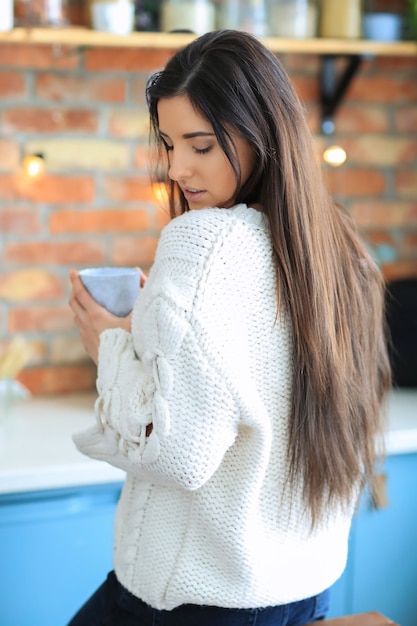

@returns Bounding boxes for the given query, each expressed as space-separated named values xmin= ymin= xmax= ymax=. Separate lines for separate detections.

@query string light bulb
xmin=22 ymin=153 xmax=45 ymax=178
xmin=152 ymin=180 xmax=169 ymax=204
xmin=323 ymin=145 xmax=347 ymax=167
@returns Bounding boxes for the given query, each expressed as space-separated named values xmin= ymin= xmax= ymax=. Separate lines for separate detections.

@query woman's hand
xmin=139 ymin=269 xmax=147 ymax=289
xmin=69 ymin=269 xmax=133 ymax=364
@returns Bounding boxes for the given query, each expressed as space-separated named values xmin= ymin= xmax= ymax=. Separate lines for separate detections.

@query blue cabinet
xmin=328 ymin=453 xmax=417 ymax=626
xmin=0 ymin=482 xmax=123 ymax=626
xmin=1 ymin=453 xmax=416 ymax=625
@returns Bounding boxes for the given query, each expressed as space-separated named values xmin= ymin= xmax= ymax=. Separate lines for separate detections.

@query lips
xmin=182 ymin=187 xmax=206 ymax=203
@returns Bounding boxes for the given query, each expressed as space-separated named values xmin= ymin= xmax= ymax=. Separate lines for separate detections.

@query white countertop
xmin=385 ymin=389 xmax=417 ymax=454
xmin=0 ymin=388 xmax=416 ymax=496
xmin=0 ymin=392 xmax=125 ymax=495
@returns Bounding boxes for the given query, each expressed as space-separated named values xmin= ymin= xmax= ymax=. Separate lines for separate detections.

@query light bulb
xmin=22 ymin=154 xmax=45 ymax=178
xmin=152 ymin=180 xmax=169 ymax=204
xmin=323 ymin=146 xmax=347 ymax=167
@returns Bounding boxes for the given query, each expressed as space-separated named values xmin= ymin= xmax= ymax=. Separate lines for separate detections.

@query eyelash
xmin=161 ymin=139 xmax=173 ymax=152
xmin=160 ymin=139 xmax=211 ymax=155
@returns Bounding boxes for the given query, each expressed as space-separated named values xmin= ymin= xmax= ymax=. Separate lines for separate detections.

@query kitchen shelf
xmin=0 ymin=27 xmax=416 ymax=56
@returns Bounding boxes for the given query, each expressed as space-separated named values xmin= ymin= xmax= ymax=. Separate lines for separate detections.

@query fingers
xmin=69 ymin=268 xmax=134 ymax=338
xmin=133 ymin=265 xmax=148 ymax=289
xmin=69 ymin=268 xmax=98 ymax=315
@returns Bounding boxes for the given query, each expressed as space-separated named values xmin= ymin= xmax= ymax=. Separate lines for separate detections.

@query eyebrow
xmin=159 ymin=130 xmax=215 ymax=140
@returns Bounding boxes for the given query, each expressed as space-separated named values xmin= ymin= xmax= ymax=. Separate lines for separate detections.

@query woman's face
xmin=157 ymin=95 xmax=255 ymax=210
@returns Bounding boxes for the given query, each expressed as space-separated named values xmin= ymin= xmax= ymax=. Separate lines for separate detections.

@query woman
xmin=68 ymin=30 xmax=391 ymax=626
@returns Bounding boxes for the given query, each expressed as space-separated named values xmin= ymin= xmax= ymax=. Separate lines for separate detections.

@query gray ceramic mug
xmin=78 ymin=267 xmax=141 ymax=317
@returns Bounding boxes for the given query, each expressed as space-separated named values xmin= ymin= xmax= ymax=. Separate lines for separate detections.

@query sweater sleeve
xmin=72 ymin=212 xmax=242 ymax=490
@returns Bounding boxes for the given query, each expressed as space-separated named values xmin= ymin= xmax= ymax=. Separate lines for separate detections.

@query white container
xmin=218 ymin=0 xmax=269 ymax=36
xmin=0 ymin=0 xmax=13 ymax=31
xmin=269 ymin=0 xmax=318 ymax=38
xmin=90 ymin=0 xmax=135 ymax=35
xmin=363 ymin=13 xmax=403 ymax=41
xmin=161 ymin=0 xmax=216 ymax=35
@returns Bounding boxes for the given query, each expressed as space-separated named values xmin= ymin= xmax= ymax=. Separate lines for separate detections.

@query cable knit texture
xmin=73 ymin=204 xmax=354 ymax=610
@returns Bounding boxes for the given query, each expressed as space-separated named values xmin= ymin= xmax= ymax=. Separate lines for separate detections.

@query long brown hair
xmin=146 ymin=30 xmax=391 ymax=525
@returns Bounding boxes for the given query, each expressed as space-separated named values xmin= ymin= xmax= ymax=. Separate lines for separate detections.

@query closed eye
xmin=195 ymin=146 xmax=211 ymax=155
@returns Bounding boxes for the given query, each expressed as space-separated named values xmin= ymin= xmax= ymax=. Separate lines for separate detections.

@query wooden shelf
xmin=0 ymin=27 xmax=416 ymax=56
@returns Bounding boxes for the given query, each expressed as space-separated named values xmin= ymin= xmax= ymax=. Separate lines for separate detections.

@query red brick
xmin=351 ymin=201 xmax=416 ymax=228
xmin=362 ymin=231 xmax=396 ymax=247
xmin=407 ymin=203 xmax=417 ymax=223
xmin=334 ymin=105 xmax=390 ymax=134
xmin=1 ymin=108 xmax=98 ymax=133
xmin=0 ymin=206 xmax=41 ymax=234
xmin=347 ymin=75 xmax=417 ymax=103
xmin=35 ymin=73 xmax=126 ymax=103
xmin=17 ymin=363 xmax=97 ymax=395
xmin=0 ymin=139 xmax=20 ymax=170
xmin=156 ymin=204 xmax=171 ymax=231
xmin=112 ymin=236 xmax=159 ymax=268
xmin=84 ymin=47 xmax=175 ymax=72
xmin=23 ymin=139 xmax=129 ymax=171
xmin=395 ymin=106 xmax=417 ymax=132
xmin=404 ymin=232 xmax=417 ymax=255
xmin=0 ymin=44 xmax=79 ymax=70
xmin=342 ymin=137 xmax=417 ymax=165
xmin=9 ymin=306 xmax=74 ymax=332
xmin=281 ymin=53 xmax=320 ymax=74
xmin=324 ymin=169 xmax=386 ymax=197
xmin=133 ymin=144 xmax=152 ymax=170
xmin=49 ymin=208 xmax=150 ymax=234
xmin=0 ymin=71 xmax=26 ymax=98
xmin=103 ymin=176 xmax=156 ymax=203
xmin=0 ymin=269 xmax=64 ymax=301
xmin=4 ymin=241 xmax=105 ymax=265
xmin=22 ymin=339 xmax=46 ymax=366
xmin=382 ymin=260 xmax=417 ymax=281
xmin=396 ymin=171 xmax=417 ymax=197
xmin=108 ymin=109 xmax=149 ymax=138
xmin=374 ymin=57 xmax=417 ymax=72
xmin=131 ymin=77 xmax=149 ymax=104
xmin=0 ymin=174 xmax=95 ymax=203
xmin=291 ymin=75 xmax=319 ymax=104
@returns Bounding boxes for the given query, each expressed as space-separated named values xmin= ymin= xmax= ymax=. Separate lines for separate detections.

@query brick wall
xmin=0 ymin=41 xmax=416 ymax=395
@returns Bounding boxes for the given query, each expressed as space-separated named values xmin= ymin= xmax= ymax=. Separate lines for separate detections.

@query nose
xmin=167 ymin=148 xmax=192 ymax=182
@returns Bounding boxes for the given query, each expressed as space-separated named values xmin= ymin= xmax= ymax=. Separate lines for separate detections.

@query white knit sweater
xmin=73 ymin=204 xmax=354 ymax=611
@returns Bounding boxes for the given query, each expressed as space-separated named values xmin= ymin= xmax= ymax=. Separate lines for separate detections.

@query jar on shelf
xmin=218 ymin=0 xmax=269 ymax=36
xmin=268 ymin=0 xmax=318 ymax=38
xmin=362 ymin=0 xmax=403 ymax=42
xmin=88 ymin=0 xmax=135 ymax=35
xmin=0 ymin=0 xmax=13 ymax=31
xmin=14 ymin=0 xmax=69 ymax=27
xmin=320 ymin=0 xmax=363 ymax=39
xmin=161 ymin=0 xmax=216 ymax=35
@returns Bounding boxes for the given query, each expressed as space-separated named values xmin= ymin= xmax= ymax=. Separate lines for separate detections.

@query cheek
xmin=219 ymin=162 xmax=238 ymax=193
xmin=242 ymin=149 xmax=256 ymax=182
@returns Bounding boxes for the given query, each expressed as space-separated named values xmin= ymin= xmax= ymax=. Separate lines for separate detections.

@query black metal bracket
xmin=320 ymin=54 xmax=363 ymax=135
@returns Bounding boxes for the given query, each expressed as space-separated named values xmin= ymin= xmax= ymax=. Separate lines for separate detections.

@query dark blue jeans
xmin=67 ymin=571 xmax=330 ymax=626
